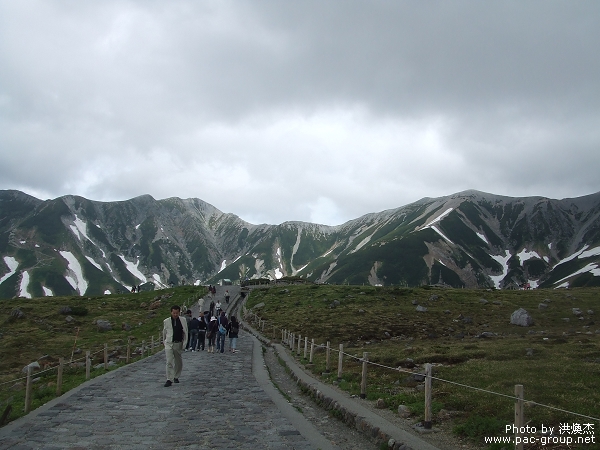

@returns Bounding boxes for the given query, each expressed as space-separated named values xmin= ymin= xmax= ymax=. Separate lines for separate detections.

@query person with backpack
xmin=227 ymin=316 xmax=240 ymax=353
xmin=215 ymin=300 xmax=222 ymax=317
xmin=188 ymin=314 xmax=200 ymax=352
xmin=207 ymin=316 xmax=218 ymax=353
xmin=209 ymin=300 xmax=215 ymax=317
xmin=216 ymin=311 xmax=228 ymax=353
xmin=225 ymin=290 xmax=230 ymax=304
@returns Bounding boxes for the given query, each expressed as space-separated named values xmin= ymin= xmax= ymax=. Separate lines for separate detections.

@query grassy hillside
xmin=246 ymin=285 xmax=600 ymax=449
xmin=0 ymin=286 xmax=205 ymax=424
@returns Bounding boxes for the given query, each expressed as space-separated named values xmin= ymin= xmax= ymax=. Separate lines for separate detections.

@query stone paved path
xmin=0 ymin=329 xmax=322 ymax=449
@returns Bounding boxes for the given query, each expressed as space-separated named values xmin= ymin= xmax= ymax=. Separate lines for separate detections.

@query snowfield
xmin=59 ymin=251 xmax=88 ymax=295
xmin=1 ymin=256 xmax=19 ymax=284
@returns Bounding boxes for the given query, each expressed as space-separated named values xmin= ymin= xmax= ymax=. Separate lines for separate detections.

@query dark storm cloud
xmin=0 ymin=0 xmax=598 ymax=225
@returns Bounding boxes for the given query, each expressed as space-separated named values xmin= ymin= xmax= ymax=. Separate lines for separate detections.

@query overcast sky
xmin=1 ymin=1 xmax=599 ymax=226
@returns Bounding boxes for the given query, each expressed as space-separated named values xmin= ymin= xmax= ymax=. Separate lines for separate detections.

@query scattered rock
xmin=139 ymin=302 xmax=147 ymax=308
xmin=437 ymin=409 xmax=452 ymax=420
xmin=544 ymin=298 xmax=551 ymax=303
xmin=384 ymin=332 xmax=391 ymax=337
xmin=254 ymin=302 xmax=265 ymax=309
xmin=96 ymin=319 xmax=112 ymax=332
xmin=510 ymin=308 xmax=534 ymax=327
xmin=375 ymin=398 xmax=386 ymax=409
xmin=398 ymin=405 xmax=411 ymax=418
xmin=526 ymin=348 xmax=534 ymax=357
xmin=588 ymin=310 xmax=595 ymax=315
xmin=65 ymin=315 xmax=74 ymax=323
xmin=22 ymin=362 xmax=40 ymax=373
xmin=11 ymin=382 xmax=24 ymax=391
xmin=478 ymin=332 xmax=496 ymax=338
xmin=121 ymin=322 xmax=132 ymax=331
xmin=444 ymin=310 xmax=451 ymax=314
xmin=429 ymin=295 xmax=439 ymax=301
xmin=358 ymin=309 xmax=366 ymax=314
xmin=411 ymin=299 xmax=418 ymax=305
xmin=59 ymin=306 xmax=72 ymax=315
xmin=562 ymin=318 xmax=570 ymax=322
xmin=493 ymin=300 xmax=502 ymax=305
xmin=416 ymin=305 xmax=428 ymax=312
xmin=479 ymin=299 xmax=489 ymax=305
xmin=412 ymin=373 xmax=425 ymax=382
xmin=462 ymin=316 xmax=473 ymax=324
xmin=148 ymin=301 xmax=161 ymax=310
xmin=538 ymin=303 xmax=548 ymax=310
xmin=10 ymin=308 xmax=24 ymax=319
xmin=573 ymin=308 xmax=583 ymax=316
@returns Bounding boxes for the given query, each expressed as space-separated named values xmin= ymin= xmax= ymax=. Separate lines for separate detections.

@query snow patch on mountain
xmin=517 ymin=249 xmax=541 ymax=266
xmin=85 ymin=256 xmax=102 ymax=271
xmin=489 ymin=250 xmax=511 ymax=289
xmin=1 ymin=256 xmax=19 ymax=284
xmin=70 ymin=215 xmax=92 ymax=242
xmin=579 ymin=246 xmax=600 ymax=259
xmin=554 ymin=263 xmax=600 ymax=285
xmin=476 ymin=232 xmax=489 ymax=244
xmin=430 ymin=225 xmax=454 ymax=244
xmin=554 ymin=245 xmax=589 ymax=268
xmin=19 ymin=271 xmax=31 ymax=298
xmin=60 ymin=251 xmax=88 ymax=295
xmin=118 ymin=255 xmax=147 ymax=282
xmin=43 ymin=286 xmax=53 ymax=296
xmin=218 ymin=260 xmax=227 ymax=273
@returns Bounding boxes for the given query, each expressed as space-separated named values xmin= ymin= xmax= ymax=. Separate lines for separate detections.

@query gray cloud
xmin=1 ymin=0 xmax=599 ymax=225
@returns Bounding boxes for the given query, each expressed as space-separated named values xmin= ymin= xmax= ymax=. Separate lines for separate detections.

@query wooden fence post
xmin=261 ymin=320 xmax=265 ymax=331
xmin=304 ymin=336 xmax=308 ymax=360
xmin=424 ymin=363 xmax=432 ymax=429
xmin=56 ymin=357 xmax=64 ymax=396
xmin=282 ymin=329 xmax=285 ymax=343
xmin=151 ymin=336 xmax=154 ymax=354
xmin=85 ymin=351 xmax=91 ymax=379
xmin=297 ymin=334 xmax=302 ymax=355
xmin=142 ymin=340 xmax=146 ymax=357
xmin=515 ymin=384 xmax=524 ymax=450
xmin=104 ymin=343 xmax=108 ymax=370
xmin=24 ymin=366 xmax=32 ymax=413
xmin=127 ymin=337 xmax=131 ymax=363
xmin=360 ymin=352 xmax=369 ymax=399
xmin=309 ymin=339 xmax=315 ymax=364
xmin=337 ymin=344 xmax=344 ymax=381
xmin=325 ymin=341 xmax=331 ymax=373
xmin=291 ymin=333 xmax=295 ymax=351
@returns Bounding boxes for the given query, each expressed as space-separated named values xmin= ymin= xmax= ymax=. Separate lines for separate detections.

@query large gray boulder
xmin=510 ymin=308 xmax=534 ymax=327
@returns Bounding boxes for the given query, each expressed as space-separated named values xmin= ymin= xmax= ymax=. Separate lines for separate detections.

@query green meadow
xmin=246 ymin=284 xmax=600 ymax=449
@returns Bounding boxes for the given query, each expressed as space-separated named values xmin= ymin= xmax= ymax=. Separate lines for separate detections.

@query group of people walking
xmin=162 ymin=290 xmax=240 ymax=387
xmin=185 ymin=309 xmax=240 ymax=353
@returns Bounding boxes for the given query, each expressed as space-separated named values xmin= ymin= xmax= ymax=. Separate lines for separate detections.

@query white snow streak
xmin=43 ymin=286 xmax=53 ymax=296
xmin=554 ymin=263 xmax=600 ymax=285
xmin=578 ymin=246 xmax=600 ymax=259
xmin=489 ymin=250 xmax=511 ymax=289
xmin=274 ymin=268 xmax=283 ymax=279
xmin=60 ymin=251 xmax=88 ymax=295
xmin=430 ymin=226 xmax=454 ymax=244
xmin=104 ymin=289 xmax=111 ymax=294
xmin=119 ymin=255 xmax=147 ymax=282
xmin=1 ymin=256 xmax=19 ymax=284
xmin=554 ymin=245 xmax=589 ymax=268
xmin=85 ymin=256 xmax=102 ymax=271
xmin=218 ymin=260 xmax=227 ymax=273
xmin=476 ymin=232 xmax=489 ymax=244
xmin=19 ymin=271 xmax=31 ymax=298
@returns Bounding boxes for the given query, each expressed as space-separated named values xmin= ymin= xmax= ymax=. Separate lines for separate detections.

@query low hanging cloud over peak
xmin=1 ymin=1 xmax=599 ymax=225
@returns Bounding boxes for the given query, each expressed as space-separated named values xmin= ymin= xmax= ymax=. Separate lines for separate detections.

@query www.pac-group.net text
xmin=484 ymin=423 xmax=596 ymax=446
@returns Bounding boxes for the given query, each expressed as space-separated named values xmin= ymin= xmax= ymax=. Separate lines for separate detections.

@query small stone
xmin=538 ymin=303 xmax=548 ymax=309
xmin=479 ymin=299 xmax=489 ymax=304
xmin=96 ymin=319 xmax=112 ymax=331
xmin=573 ymin=308 xmax=583 ymax=316
xmin=375 ymin=398 xmax=386 ymax=409
xmin=416 ymin=305 xmax=427 ymax=312
xmin=526 ymin=348 xmax=534 ymax=357
xmin=398 ymin=405 xmax=411 ymax=418
xmin=65 ymin=315 xmax=74 ymax=323
xmin=588 ymin=310 xmax=595 ymax=315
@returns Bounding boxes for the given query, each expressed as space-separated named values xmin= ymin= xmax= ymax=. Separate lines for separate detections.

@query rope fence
xmin=0 ymin=330 xmax=165 ymax=423
xmin=244 ymin=309 xmax=599 ymax=449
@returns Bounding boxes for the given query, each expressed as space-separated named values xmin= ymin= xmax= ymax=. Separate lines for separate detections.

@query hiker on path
xmin=207 ymin=316 xmax=218 ymax=353
xmin=225 ymin=290 xmax=230 ymax=304
xmin=227 ymin=316 xmax=239 ymax=353
xmin=189 ymin=314 xmax=200 ymax=352
xmin=184 ymin=310 xmax=193 ymax=351
xmin=162 ymin=305 xmax=188 ymax=387
xmin=216 ymin=311 xmax=228 ymax=353
xmin=197 ymin=312 xmax=208 ymax=351
xmin=215 ymin=300 xmax=222 ymax=316
xmin=209 ymin=300 xmax=215 ymax=317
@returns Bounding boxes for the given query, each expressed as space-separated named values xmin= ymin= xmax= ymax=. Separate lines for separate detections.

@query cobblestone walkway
xmin=0 ymin=331 xmax=319 ymax=450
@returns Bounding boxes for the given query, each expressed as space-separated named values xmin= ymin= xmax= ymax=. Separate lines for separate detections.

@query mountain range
xmin=1 ymin=189 xmax=599 ymax=299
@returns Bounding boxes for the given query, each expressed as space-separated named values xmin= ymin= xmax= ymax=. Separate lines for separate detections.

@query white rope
xmin=277 ymin=326 xmax=600 ymax=423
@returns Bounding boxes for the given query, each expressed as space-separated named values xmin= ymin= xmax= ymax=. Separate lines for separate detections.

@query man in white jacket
xmin=163 ymin=305 xmax=188 ymax=387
